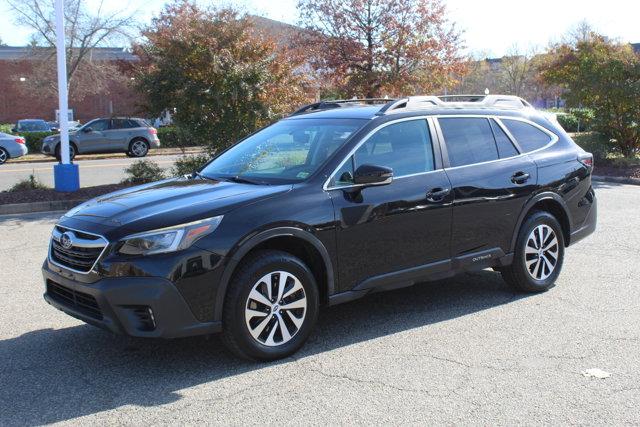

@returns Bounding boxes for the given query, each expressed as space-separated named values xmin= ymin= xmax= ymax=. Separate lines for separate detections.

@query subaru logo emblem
xmin=60 ymin=232 xmax=73 ymax=249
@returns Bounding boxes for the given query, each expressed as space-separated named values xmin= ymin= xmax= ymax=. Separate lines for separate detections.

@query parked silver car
xmin=0 ymin=132 xmax=28 ymax=165
xmin=41 ymin=117 xmax=160 ymax=160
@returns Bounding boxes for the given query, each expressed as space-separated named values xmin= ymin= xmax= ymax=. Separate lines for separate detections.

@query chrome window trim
xmin=323 ymin=114 xmax=559 ymax=190
xmin=49 ymin=224 xmax=110 ymax=275
xmin=323 ymin=116 xmax=438 ymax=191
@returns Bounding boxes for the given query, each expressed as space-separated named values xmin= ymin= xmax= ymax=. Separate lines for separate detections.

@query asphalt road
xmin=0 ymin=155 xmax=181 ymax=191
xmin=0 ymin=182 xmax=638 ymax=425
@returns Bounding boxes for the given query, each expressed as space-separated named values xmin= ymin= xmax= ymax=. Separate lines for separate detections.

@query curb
xmin=8 ymin=147 xmax=205 ymax=164
xmin=0 ymin=199 xmax=84 ymax=216
xmin=592 ymin=175 xmax=640 ymax=186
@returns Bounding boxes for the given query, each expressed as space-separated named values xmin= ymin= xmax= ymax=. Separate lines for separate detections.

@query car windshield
xmin=18 ymin=121 xmax=50 ymax=131
xmin=200 ymin=118 xmax=367 ymax=184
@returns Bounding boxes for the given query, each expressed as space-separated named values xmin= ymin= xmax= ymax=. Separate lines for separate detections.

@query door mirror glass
xmin=353 ymin=164 xmax=393 ymax=186
xmin=82 ymin=127 xmax=92 ymax=133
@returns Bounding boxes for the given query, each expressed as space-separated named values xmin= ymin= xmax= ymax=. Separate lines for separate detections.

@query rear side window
xmin=439 ymin=118 xmax=498 ymax=167
xmin=502 ymin=119 xmax=552 ymax=153
xmin=490 ymin=119 xmax=519 ymax=158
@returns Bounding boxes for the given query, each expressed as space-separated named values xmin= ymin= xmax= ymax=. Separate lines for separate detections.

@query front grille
xmin=49 ymin=226 xmax=108 ymax=273
xmin=47 ymin=280 xmax=103 ymax=320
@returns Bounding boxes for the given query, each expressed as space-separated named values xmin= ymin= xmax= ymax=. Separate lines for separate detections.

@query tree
xmin=7 ymin=0 xmax=137 ymax=100
xmin=539 ymin=32 xmax=640 ymax=156
xmin=296 ymin=0 xmax=465 ymax=98
xmin=0 ymin=37 xmax=6 ymax=47
xmin=133 ymin=1 xmax=310 ymax=151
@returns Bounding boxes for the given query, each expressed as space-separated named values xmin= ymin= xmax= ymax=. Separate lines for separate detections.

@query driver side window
xmin=329 ymin=120 xmax=435 ymax=187
xmin=87 ymin=120 xmax=110 ymax=132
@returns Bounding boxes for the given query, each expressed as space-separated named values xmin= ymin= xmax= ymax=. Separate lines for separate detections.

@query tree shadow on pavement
xmin=0 ymin=269 xmax=529 ymax=424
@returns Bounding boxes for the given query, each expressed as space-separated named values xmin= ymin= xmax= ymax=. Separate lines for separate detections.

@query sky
xmin=1 ymin=0 xmax=639 ymax=57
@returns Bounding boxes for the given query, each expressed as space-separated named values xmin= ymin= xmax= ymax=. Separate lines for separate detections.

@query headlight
xmin=117 ymin=215 xmax=223 ymax=256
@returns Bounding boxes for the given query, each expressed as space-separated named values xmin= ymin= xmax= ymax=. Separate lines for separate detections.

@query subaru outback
xmin=42 ymin=95 xmax=597 ymax=361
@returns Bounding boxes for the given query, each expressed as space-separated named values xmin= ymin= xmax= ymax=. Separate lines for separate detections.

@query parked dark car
xmin=13 ymin=119 xmax=51 ymax=133
xmin=42 ymin=95 xmax=597 ymax=361
xmin=41 ymin=117 xmax=160 ymax=160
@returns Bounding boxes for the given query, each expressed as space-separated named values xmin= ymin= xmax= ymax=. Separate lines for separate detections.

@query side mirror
xmin=11 ymin=128 xmax=17 ymax=133
xmin=82 ymin=127 xmax=92 ymax=133
xmin=353 ymin=164 xmax=393 ymax=186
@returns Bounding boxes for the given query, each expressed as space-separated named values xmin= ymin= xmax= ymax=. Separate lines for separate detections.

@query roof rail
xmin=290 ymin=98 xmax=394 ymax=116
xmin=378 ymin=94 xmax=533 ymax=115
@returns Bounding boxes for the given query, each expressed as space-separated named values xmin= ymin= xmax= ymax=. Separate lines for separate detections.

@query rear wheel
xmin=222 ymin=250 xmax=319 ymax=361
xmin=0 ymin=148 xmax=8 ymax=165
xmin=128 ymin=139 xmax=149 ymax=157
xmin=501 ymin=211 xmax=565 ymax=293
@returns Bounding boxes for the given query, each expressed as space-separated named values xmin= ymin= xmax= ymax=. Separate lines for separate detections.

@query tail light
xmin=15 ymin=137 xmax=25 ymax=144
xmin=149 ymin=128 xmax=157 ymax=135
xmin=579 ymin=153 xmax=593 ymax=169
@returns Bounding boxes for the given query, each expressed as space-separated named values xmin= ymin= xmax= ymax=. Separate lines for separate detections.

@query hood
xmin=60 ymin=177 xmax=291 ymax=239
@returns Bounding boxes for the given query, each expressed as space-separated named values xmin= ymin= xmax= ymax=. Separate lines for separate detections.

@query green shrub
xmin=156 ymin=126 xmax=201 ymax=149
xmin=121 ymin=160 xmax=165 ymax=184
xmin=171 ymin=154 xmax=211 ymax=177
xmin=556 ymin=114 xmax=579 ymax=133
xmin=8 ymin=174 xmax=49 ymax=192
xmin=572 ymin=132 xmax=613 ymax=163
xmin=0 ymin=124 xmax=13 ymax=133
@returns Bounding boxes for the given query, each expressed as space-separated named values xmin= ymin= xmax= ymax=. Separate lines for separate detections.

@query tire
xmin=0 ymin=147 xmax=8 ymax=165
xmin=128 ymin=138 xmax=149 ymax=157
xmin=222 ymin=250 xmax=319 ymax=361
xmin=501 ymin=211 xmax=565 ymax=293
xmin=55 ymin=144 xmax=76 ymax=161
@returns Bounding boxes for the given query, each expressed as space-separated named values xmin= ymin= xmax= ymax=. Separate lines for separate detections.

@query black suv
xmin=42 ymin=95 xmax=597 ymax=361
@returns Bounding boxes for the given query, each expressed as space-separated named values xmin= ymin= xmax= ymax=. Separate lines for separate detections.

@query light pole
xmin=53 ymin=0 xmax=79 ymax=192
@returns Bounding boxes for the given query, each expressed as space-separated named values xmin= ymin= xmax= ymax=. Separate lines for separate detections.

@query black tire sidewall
xmin=513 ymin=211 xmax=565 ymax=291
xmin=55 ymin=144 xmax=76 ymax=161
xmin=223 ymin=250 xmax=319 ymax=361
xmin=0 ymin=148 xmax=7 ymax=164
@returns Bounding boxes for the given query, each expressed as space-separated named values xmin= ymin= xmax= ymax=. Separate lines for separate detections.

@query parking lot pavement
xmin=0 ymin=155 xmax=181 ymax=191
xmin=0 ymin=182 xmax=638 ymax=425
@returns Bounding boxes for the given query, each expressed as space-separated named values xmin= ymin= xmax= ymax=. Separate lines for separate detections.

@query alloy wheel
xmin=131 ymin=140 xmax=148 ymax=157
xmin=0 ymin=149 xmax=7 ymax=164
xmin=244 ymin=271 xmax=307 ymax=347
xmin=524 ymin=224 xmax=559 ymax=281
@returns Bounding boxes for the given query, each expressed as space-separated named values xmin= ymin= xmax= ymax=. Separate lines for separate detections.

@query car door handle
xmin=511 ymin=171 xmax=530 ymax=184
xmin=426 ymin=187 xmax=450 ymax=202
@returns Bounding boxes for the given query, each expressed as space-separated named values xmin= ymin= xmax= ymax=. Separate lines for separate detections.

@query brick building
xmin=0 ymin=46 xmax=139 ymax=124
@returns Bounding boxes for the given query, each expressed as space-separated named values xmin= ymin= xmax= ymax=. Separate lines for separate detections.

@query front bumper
xmin=42 ymin=263 xmax=221 ymax=338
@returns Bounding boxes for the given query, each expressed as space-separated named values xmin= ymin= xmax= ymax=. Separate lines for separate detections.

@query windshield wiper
xmin=193 ymin=171 xmax=214 ymax=180
xmin=226 ymin=175 xmax=262 ymax=185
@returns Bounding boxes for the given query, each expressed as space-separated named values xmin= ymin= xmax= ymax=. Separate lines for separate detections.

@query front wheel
xmin=55 ymin=144 xmax=76 ymax=161
xmin=222 ymin=250 xmax=319 ymax=361
xmin=501 ymin=211 xmax=565 ymax=293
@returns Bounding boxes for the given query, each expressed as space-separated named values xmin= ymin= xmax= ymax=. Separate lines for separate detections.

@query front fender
xmin=212 ymin=226 xmax=335 ymax=322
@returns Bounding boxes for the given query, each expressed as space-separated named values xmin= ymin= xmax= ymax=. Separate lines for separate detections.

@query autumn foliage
xmin=132 ymin=1 xmax=311 ymax=151
xmin=539 ymin=33 xmax=640 ymax=156
xmin=296 ymin=0 xmax=466 ymax=98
